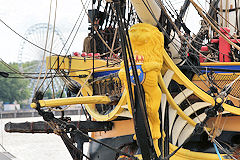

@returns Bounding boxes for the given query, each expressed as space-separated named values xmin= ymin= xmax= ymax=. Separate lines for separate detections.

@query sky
xmin=0 ymin=0 xmax=89 ymax=63
xmin=0 ymin=0 xmax=204 ymax=63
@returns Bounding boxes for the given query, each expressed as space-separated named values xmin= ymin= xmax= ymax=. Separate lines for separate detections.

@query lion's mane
xmin=129 ymin=23 xmax=164 ymax=66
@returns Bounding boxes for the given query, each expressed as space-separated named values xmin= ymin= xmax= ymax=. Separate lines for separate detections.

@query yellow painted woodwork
xmin=46 ymin=56 xmax=108 ymax=71
xmin=201 ymin=62 xmax=240 ymax=66
xmin=162 ymin=46 xmax=240 ymax=115
xmin=121 ymin=23 xmax=240 ymax=159
xmin=44 ymin=56 xmax=126 ymax=121
xmin=69 ymin=71 xmax=93 ymax=96
xmin=92 ymin=119 xmax=135 ymax=140
xmin=83 ymin=90 xmax=127 ymax=121
xmin=31 ymin=96 xmax=111 ymax=108
xmin=120 ymin=23 xmax=166 ymax=156
xmin=216 ymin=97 xmax=223 ymax=104
xmin=158 ymin=74 xmax=196 ymax=127
xmin=42 ymin=22 xmax=240 ymax=159
xmin=70 ymin=67 xmax=127 ymax=121
xmin=135 ymin=144 xmax=226 ymax=160
xmin=169 ymin=143 xmax=226 ymax=160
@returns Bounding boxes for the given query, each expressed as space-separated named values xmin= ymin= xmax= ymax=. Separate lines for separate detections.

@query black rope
xmin=159 ymin=132 xmax=194 ymax=160
xmin=34 ymin=102 xmax=137 ymax=160
xmin=141 ymin=0 xmax=209 ymax=83
xmin=1 ymin=75 xmax=88 ymax=79
xmin=0 ymin=18 xmax=58 ymax=56
xmin=114 ymin=1 xmax=156 ymax=159
xmin=76 ymin=129 xmax=138 ymax=160
xmin=142 ymin=0 xmax=216 ymax=87
xmin=54 ymin=117 xmax=138 ymax=160
xmin=37 ymin=0 xmax=91 ymax=94
xmin=38 ymin=0 xmax=123 ymax=96
xmin=60 ymin=132 xmax=90 ymax=160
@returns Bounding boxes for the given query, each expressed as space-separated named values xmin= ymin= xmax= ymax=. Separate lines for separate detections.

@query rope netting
xmin=210 ymin=72 xmax=240 ymax=99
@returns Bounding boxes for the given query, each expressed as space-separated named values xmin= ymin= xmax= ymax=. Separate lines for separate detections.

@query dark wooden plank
xmin=5 ymin=121 xmax=113 ymax=133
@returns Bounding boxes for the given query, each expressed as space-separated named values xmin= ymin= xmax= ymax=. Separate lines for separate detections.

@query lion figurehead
xmin=129 ymin=23 xmax=164 ymax=66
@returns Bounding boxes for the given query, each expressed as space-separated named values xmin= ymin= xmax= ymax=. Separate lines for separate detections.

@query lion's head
xmin=129 ymin=23 xmax=164 ymax=65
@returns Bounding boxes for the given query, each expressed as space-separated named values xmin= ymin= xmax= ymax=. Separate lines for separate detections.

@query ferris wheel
xmin=18 ymin=23 xmax=67 ymax=65
xmin=17 ymin=23 xmax=68 ymax=98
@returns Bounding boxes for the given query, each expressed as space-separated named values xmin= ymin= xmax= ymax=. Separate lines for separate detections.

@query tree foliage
xmin=0 ymin=62 xmax=30 ymax=103
xmin=44 ymin=88 xmax=66 ymax=99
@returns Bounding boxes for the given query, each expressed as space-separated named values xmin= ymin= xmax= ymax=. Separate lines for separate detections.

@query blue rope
xmin=213 ymin=143 xmax=223 ymax=160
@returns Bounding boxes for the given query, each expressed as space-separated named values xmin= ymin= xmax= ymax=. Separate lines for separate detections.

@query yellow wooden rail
xmin=158 ymin=73 xmax=196 ymax=127
xmin=169 ymin=143 xmax=226 ymax=160
xmin=162 ymin=50 xmax=240 ymax=116
xmin=201 ymin=62 xmax=240 ymax=66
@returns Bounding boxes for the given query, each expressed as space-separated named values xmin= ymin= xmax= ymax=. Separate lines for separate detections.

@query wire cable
xmin=36 ymin=0 xmax=91 ymax=94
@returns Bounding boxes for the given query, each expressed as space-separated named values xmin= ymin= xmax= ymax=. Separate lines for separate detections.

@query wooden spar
xmin=225 ymin=0 xmax=229 ymax=27
xmin=5 ymin=121 xmax=113 ymax=133
xmin=156 ymin=0 xmax=217 ymax=62
xmin=220 ymin=0 xmax=223 ymax=26
xmin=31 ymin=96 xmax=112 ymax=108
xmin=189 ymin=0 xmax=240 ymax=52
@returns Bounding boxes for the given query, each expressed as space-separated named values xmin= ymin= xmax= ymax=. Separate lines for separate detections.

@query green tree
xmin=0 ymin=62 xmax=30 ymax=103
xmin=43 ymin=89 xmax=66 ymax=99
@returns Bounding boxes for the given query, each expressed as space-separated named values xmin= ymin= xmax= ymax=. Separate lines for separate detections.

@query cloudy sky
xmin=0 ymin=0 xmax=89 ymax=63
xmin=0 ymin=0 xmax=204 ymax=63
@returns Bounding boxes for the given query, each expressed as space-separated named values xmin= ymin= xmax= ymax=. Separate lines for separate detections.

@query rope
xmin=36 ymin=0 xmax=91 ymax=95
xmin=139 ymin=0 xmax=185 ymax=61
xmin=39 ymin=0 xmax=121 ymax=96
xmin=205 ymin=0 xmax=240 ymax=33
xmin=220 ymin=0 xmax=223 ymax=26
xmin=77 ymin=129 xmax=138 ymax=160
xmin=49 ymin=0 xmax=58 ymax=99
xmin=191 ymin=38 xmax=232 ymax=59
xmin=32 ymin=0 xmax=90 ymax=95
xmin=213 ymin=143 xmax=223 ymax=160
xmin=50 ymin=105 xmax=72 ymax=112
xmin=164 ymin=0 xmax=240 ymax=62
xmin=0 ymin=18 xmax=60 ymax=56
xmin=0 ymin=58 xmax=67 ymax=81
xmin=0 ymin=110 xmax=6 ymax=152
xmin=210 ymin=112 xmax=223 ymax=141
xmin=76 ymin=70 xmax=93 ymax=97
xmin=110 ymin=28 xmax=118 ymax=59
xmin=34 ymin=0 xmax=54 ymax=93
xmin=189 ymin=0 xmax=240 ymax=52
xmin=210 ymin=73 xmax=240 ymax=99
xmin=48 ymin=117 xmax=137 ymax=160
xmin=172 ymin=67 xmax=237 ymax=159
xmin=60 ymin=133 xmax=91 ymax=159
xmin=211 ymin=135 xmax=238 ymax=160
xmin=176 ymin=83 xmax=203 ymax=123
xmin=196 ymin=0 xmax=240 ymax=48
xmin=0 ymin=58 xmax=35 ymax=79
xmin=80 ymin=0 xmax=117 ymax=58
xmin=157 ymin=0 xmax=217 ymax=62
xmin=154 ymin=0 xmax=216 ymax=90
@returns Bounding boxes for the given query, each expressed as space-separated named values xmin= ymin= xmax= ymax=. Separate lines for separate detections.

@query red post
xmin=219 ymin=27 xmax=231 ymax=62
xmin=199 ymin=46 xmax=208 ymax=62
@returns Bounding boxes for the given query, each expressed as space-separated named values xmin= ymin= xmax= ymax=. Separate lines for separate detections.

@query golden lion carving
xmin=119 ymin=23 xmax=164 ymax=156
